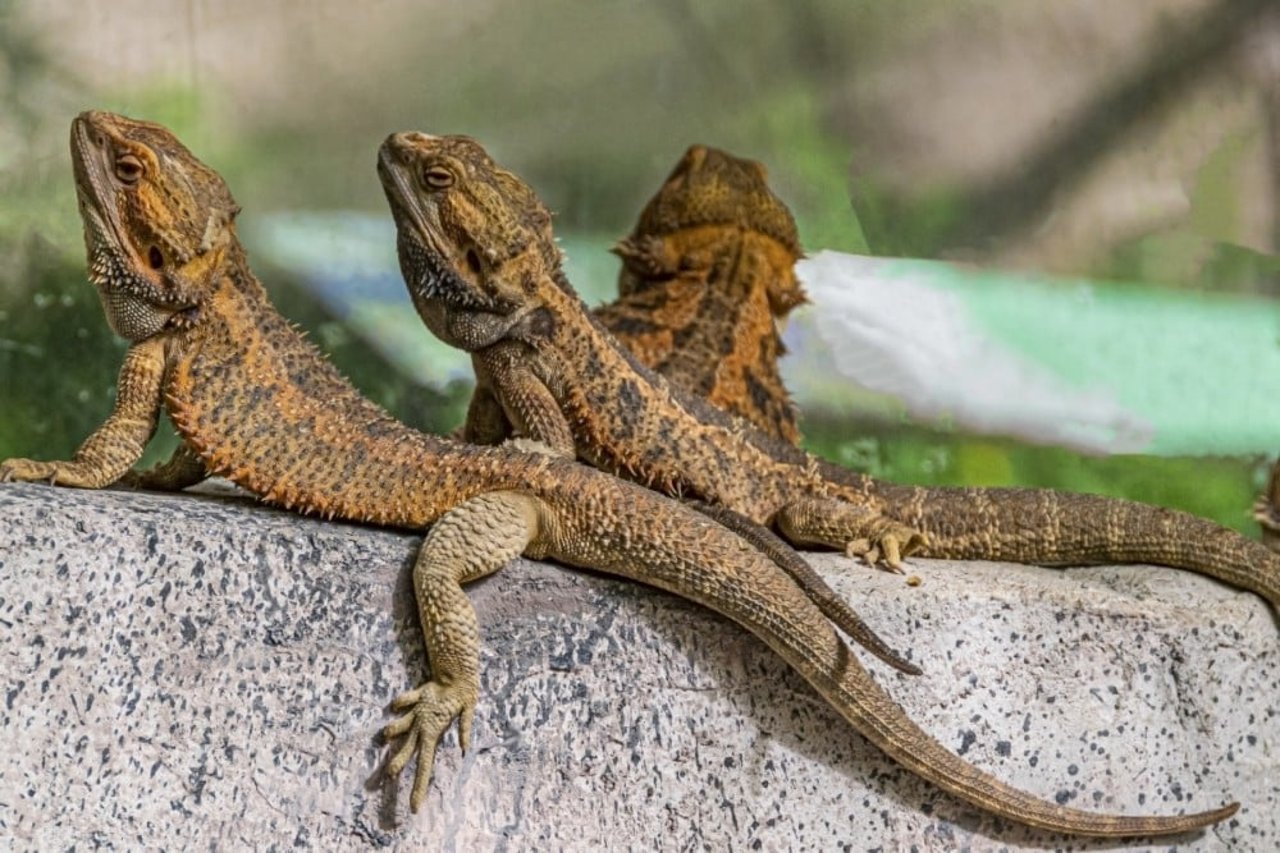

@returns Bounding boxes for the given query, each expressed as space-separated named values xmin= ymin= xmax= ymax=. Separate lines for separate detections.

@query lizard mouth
xmin=71 ymin=119 xmax=133 ymax=269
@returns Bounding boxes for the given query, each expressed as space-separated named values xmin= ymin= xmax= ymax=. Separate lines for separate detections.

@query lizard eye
xmin=115 ymin=154 xmax=144 ymax=185
xmin=423 ymin=165 xmax=454 ymax=189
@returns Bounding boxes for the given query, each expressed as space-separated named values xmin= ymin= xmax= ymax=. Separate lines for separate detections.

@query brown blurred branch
xmin=936 ymin=0 xmax=1275 ymax=253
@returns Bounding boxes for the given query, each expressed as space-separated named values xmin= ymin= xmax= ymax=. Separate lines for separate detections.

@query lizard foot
xmin=1254 ymin=496 xmax=1280 ymax=530
xmin=0 ymin=458 xmax=63 ymax=485
xmin=845 ymin=524 xmax=928 ymax=573
xmin=1254 ymin=497 xmax=1280 ymax=553
xmin=383 ymin=679 xmax=478 ymax=813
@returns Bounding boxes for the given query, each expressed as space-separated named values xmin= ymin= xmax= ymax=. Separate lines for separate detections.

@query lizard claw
xmin=1254 ymin=497 xmax=1280 ymax=553
xmin=1254 ymin=497 xmax=1280 ymax=531
xmin=0 ymin=458 xmax=59 ymax=485
xmin=383 ymin=679 xmax=479 ymax=813
xmin=845 ymin=524 xmax=927 ymax=573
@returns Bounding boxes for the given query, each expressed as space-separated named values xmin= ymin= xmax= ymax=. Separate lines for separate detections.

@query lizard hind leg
xmin=775 ymin=497 xmax=927 ymax=573
xmin=383 ymin=490 xmax=547 ymax=813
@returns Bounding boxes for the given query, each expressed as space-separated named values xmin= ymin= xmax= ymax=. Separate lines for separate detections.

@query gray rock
xmin=0 ymin=482 xmax=1276 ymax=851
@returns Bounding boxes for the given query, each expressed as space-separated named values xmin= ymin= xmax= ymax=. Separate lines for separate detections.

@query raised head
xmin=378 ymin=133 xmax=558 ymax=350
xmin=71 ymin=110 xmax=241 ymax=340
xmin=628 ymin=146 xmax=800 ymax=251
xmin=616 ymin=145 xmax=806 ymax=314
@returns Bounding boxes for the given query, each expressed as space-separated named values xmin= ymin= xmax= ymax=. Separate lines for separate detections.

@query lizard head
xmin=71 ymin=110 xmax=240 ymax=341
xmin=615 ymin=145 xmax=808 ymax=316
xmin=378 ymin=132 xmax=557 ymax=351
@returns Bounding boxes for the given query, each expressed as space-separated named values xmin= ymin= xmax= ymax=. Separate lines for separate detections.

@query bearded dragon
xmin=591 ymin=144 xmax=805 ymax=444
xmin=0 ymin=111 xmax=1240 ymax=838
xmin=378 ymin=131 xmax=1280 ymax=612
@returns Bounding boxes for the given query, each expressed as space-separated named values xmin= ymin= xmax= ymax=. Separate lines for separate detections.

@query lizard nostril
xmin=148 ymin=246 xmax=164 ymax=270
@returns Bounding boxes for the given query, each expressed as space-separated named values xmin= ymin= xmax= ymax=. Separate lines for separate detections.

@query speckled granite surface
xmin=0 ymin=482 xmax=1276 ymax=850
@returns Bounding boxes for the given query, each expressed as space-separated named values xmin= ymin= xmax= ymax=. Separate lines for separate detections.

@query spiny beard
xmin=87 ymin=240 xmax=153 ymax=297
xmin=398 ymin=232 xmax=494 ymax=311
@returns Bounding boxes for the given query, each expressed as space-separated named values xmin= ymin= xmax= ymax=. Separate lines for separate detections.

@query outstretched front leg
xmin=384 ymin=489 xmax=551 ymax=813
xmin=1 ymin=337 xmax=166 ymax=487
xmin=775 ymin=498 xmax=927 ymax=573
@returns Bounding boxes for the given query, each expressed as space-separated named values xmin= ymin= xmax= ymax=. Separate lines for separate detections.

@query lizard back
xmin=165 ymin=266 xmax=547 ymax=528
xmin=598 ymin=145 xmax=805 ymax=442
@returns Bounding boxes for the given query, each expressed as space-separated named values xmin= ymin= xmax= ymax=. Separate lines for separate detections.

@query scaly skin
xmin=592 ymin=145 xmax=806 ymax=443
xmin=378 ymin=131 xmax=1280 ymax=614
xmin=0 ymin=113 xmax=1241 ymax=839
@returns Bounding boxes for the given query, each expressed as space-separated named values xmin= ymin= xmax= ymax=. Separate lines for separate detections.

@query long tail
xmin=871 ymin=482 xmax=1280 ymax=608
xmin=606 ymin=503 xmax=1239 ymax=837
xmin=690 ymin=500 xmax=920 ymax=674
xmin=802 ymin=640 xmax=1238 ymax=837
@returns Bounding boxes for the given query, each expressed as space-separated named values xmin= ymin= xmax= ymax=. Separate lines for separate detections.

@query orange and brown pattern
xmin=596 ymin=145 xmax=806 ymax=443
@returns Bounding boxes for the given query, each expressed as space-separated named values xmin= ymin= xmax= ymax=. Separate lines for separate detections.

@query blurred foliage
xmin=803 ymin=419 xmax=1261 ymax=534
xmin=0 ymin=240 xmax=132 ymax=461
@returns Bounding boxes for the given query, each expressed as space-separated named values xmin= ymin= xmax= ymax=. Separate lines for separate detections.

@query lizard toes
xmin=410 ymin=738 xmax=439 ymax=813
xmin=389 ymin=685 xmax=426 ymax=713
xmin=0 ymin=458 xmax=54 ymax=485
xmin=843 ymin=537 xmax=872 ymax=560
xmin=382 ymin=680 xmax=478 ymax=812
xmin=384 ymin=720 xmax=419 ymax=776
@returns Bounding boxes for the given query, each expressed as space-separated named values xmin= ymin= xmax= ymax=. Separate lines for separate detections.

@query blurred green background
xmin=0 ymin=0 xmax=1276 ymax=532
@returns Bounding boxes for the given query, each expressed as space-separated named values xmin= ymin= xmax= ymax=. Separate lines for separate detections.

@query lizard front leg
xmin=384 ymin=490 xmax=550 ymax=813
xmin=458 ymin=362 xmax=511 ymax=445
xmin=470 ymin=343 xmax=576 ymax=456
xmin=1 ymin=336 xmax=166 ymax=488
xmin=122 ymin=441 xmax=209 ymax=491
xmin=775 ymin=497 xmax=927 ymax=573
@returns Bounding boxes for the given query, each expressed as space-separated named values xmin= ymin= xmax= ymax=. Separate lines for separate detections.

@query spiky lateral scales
xmin=163 ymin=276 xmax=550 ymax=528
